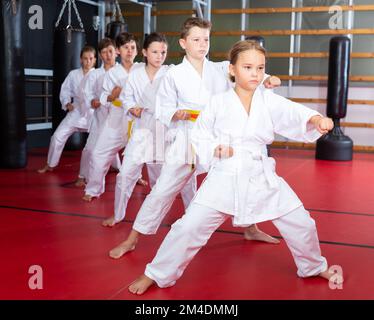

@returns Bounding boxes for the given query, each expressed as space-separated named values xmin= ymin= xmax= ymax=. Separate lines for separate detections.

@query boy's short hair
xmin=98 ymin=37 xmax=116 ymax=53
xmin=180 ymin=17 xmax=212 ymax=39
xmin=115 ymin=32 xmax=139 ymax=52
xmin=80 ymin=45 xmax=96 ymax=58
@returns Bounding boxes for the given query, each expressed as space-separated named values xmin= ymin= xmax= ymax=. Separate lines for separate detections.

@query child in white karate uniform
xmin=101 ymin=33 xmax=197 ymax=258
xmin=76 ymin=38 xmax=118 ymax=187
xmin=109 ymin=18 xmax=281 ymax=259
xmin=38 ymin=46 xmax=96 ymax=173
xmin=83 ymin=33 xmax=144 ymax=201
xmin=128 ymin=40 xmax=341 ymax=295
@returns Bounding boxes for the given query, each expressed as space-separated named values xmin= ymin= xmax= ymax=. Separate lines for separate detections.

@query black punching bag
xmin=246 ymin=36 xmax=265 ymax=48
xmin=316 ymin=36 xmax=353 ymax=161
xmin=106 ymin=20 xmax=128 ymax=40
xmin=53 ymin=27 xmax=87 ymax=150
xmin=0 ymin=0 xmax=27 ymax=168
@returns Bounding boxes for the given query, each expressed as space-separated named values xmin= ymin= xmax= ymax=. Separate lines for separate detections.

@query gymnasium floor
xmin=0 ymin=148 xmax=373 ymax=300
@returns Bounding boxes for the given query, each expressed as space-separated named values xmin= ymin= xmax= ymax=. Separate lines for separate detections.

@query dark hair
xmin=98 ymin=37 xmax=116 ymax=52
xmin=180 ymin=17 xmax=211 ymax=39
xmin=228 ymin=40 xmax=266 ymax=82
xmin=115 ymin=32 xmax=139 ymax=52
xmin=142 ymin=32 xmax=168 ymax=64
xmin=80 ymin=45 xmax=96 ymax=58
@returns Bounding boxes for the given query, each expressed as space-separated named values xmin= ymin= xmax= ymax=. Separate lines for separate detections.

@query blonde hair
xmin=228 ymin=40 xmax=266 ymax=82
xmin=180 ymin=17 xmax=212 ymax=39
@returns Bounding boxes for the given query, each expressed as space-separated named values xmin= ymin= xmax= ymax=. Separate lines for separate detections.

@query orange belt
xmin=184 ymin=109 xmax=200 ymax=122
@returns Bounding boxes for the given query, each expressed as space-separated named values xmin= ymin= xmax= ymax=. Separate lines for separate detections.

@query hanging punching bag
xmin=246 ymin=35 xmax=265 ymax=48
xmin=0 ymin=0 xmax=27 ymax=168
xmin=106 ymin=0 xmax=127 ymax=40
xmin=316 ymin=36 xmax=353 ymax=161
xmin=52 ymin=27 xmax=87 ymax=150
xmin=106 ymin=20 xmax=128 ymax=40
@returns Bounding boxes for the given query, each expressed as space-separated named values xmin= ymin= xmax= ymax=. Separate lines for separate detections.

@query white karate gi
xmin=47 ymin=68 xmax=94 ymax=168
xmin=113 ymin=64 xmax=195 ymax=222
xmin=84 ymin=62 xmax=144 ymax=197
xmin=144 ymin=87 xmax=328 ymax=288
xmin=132 ymin=57 xmax=232 ymax=235
xmin=78 ymin=65 xmax=120 ymax=180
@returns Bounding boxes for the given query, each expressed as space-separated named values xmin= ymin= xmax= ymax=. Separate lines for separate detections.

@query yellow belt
xmin=112 ymin=99 xmax=134 ymax=140
xmin=127 ymin=120 xmax=134 ymax=139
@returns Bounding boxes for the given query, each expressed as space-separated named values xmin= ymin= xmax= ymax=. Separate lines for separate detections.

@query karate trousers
xmin=84 ymin=108 xmax=128 ymax=197
xmin=145 ymin=203 xmax=328 ymax=288
xmin=132 ymin=161 xmax=197 ymax=235
xmin=114 ymin=159 xmax=196 ymax=223
xmin=78 ymin=122 xmax=121 ymax=181
xmin=47 ymin=115 xmax=87 ymax=168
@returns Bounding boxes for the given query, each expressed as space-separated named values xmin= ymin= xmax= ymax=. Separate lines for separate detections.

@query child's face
xmin=179 ymin=26 xmax=210 ymax=60
xmin=142 ymin=41 xmax=167 ymax=69
xmin=229 ymin=49 xmax=265 ymax=91
xmin=118 ymin=40 xmax=138 ymax=64
xmin=81 ymin=51 xmax=96 ymax=71
xmin=100 ymin=45 xmax=117 ymax=66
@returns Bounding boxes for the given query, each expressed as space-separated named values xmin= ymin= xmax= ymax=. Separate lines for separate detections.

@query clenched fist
xmin=172 ymin=109 xmax=191 ymax=121
xmin=309 ymin=115 xmax=334 ymax=134
xmin=214 ymin=145 xmax=234 ymax=159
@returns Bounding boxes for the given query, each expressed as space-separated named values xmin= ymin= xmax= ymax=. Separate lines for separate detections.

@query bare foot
xmin=244 ymin=225 xmax=280 ymax=244
xmin=109 ymin=238 xmax=137 ymax=259
xmin=75 ymin=178 xmax=86 ymax=187
xmin=319 ymin=269 xmax=344 ymax=285
xmin=136 ymin=178 xmax=148 ymax=187
xmin=37 ymin=165 xmax=53 ymax=173
xmin=82 ymin=194 xmax=94 ymax=202
xmin=102 ymin=216 xmax=118 ymax=227
xmin=128 ymin=274 xmax=155 ymax=295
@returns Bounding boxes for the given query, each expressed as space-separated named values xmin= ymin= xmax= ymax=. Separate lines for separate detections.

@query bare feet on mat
xmin=102 ymin=216 xmax=117 ymax=227
xmin=37 ymin=165 xmax=53 ymax=173
xmin=82 ymin=194 xmax=93 ymax=202
xmin=109 ymin=238 xmax=137 ymax=259
xmin=244 ymin=224 xmax=280 ymax=244
xmin=75 ymin=178 xmax=86 ymax=187
xmin=128 ymin=275 xmax=155 ymax=295
xmin=318 ymin=268 xmax=344 ymax=285
xmin=136 ymin=178 xmax=148 ymax=187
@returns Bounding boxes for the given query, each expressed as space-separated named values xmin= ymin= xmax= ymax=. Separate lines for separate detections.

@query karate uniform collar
xmin=182 ymin=56 xmax=209 ymax=79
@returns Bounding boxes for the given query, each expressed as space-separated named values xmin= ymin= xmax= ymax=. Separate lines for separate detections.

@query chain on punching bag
xmin=53 ymin=0 xmax=87 ymax=150
xmin=316 ymin=36 xmax=353 ymax=161
xmin=0 ymin=0 xmax=27 ymax=168
xmin=106 ymin=0 xmax=128 ymax=40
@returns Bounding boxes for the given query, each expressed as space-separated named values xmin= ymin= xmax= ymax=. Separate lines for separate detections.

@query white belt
xmin=232 ymin=150 xmax=279 ymax=217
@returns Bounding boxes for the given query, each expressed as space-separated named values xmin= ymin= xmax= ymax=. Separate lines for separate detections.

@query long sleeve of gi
xmin=191 ymin=96 xmax=221 ymax=168
xmin=59 ymin=71 xmax=74 ymax=111
xmin=154 ymin=71 xmax=178 ymax=127
xmin=266 ymin=90 xmax=322 ymax=142
xmin=100 ymin=70 xmax=117 ymax=107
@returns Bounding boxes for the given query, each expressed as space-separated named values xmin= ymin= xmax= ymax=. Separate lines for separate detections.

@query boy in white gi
xmin=76 ymin=38 xmax=118 ymax=187
xmin=38 ymin=46 xmax=96 ymax=173
xmin=128 ymin=40 xmax=341 ymax=295
xmin=101 ymin=33 xmax=195 ymax=242
xmin=83 ymin=33 xmax=144 ymax=201
xmin=108 ymin=18 xmax=281 ymax=259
